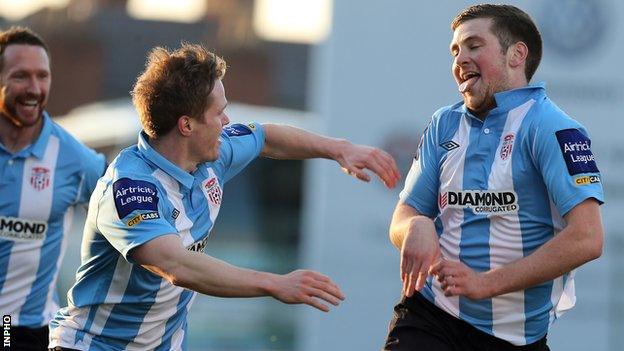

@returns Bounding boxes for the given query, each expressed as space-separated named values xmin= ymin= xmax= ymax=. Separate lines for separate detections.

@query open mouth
xmin=16 ymin=97 xmax=41 ymax=114
xmin=458 ymin=72 xmax=480 ymax=93
xmin=15 ymin=97 xmax=41 ymax=119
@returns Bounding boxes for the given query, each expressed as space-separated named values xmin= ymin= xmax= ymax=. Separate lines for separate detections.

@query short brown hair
xmin=132 ymin=43 xmax=227 ymax=138
xmin=0 ymin=26 xmax=50 ymax=72
xmin=452 ymin=4 xmax=542 ymax=81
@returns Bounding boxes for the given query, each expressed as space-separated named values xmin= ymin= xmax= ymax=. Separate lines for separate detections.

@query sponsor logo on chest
xmin=439 ymin=190 xmax=519 ymax=214
xmin=202 ymin=177 xmax=222 ymax=206
xmin=30 ymin=167 xmax=51 ymax=191
xmin=0 ymin=216 xmax=48 ymax=241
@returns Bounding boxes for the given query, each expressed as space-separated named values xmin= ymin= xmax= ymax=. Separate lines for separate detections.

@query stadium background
xmin=1 ymin=1 xmax=621 ymax=350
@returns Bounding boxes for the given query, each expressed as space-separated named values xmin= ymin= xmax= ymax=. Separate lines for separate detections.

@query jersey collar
xmin=137 ymin=132 xmax=195 ymax=189
xmin=24 ymin=111 xmax=53 ymax=159
xmin=492 ymin=82 xmax=545 ymax=113
xmin=0 ymin=112 xmax=52 ymax=158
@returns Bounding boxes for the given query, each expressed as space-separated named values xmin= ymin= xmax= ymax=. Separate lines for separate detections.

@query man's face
xmin=0 ymin=44 xmax=51 ymax=128
xmin=450 ymin=18 xmax=510 ymax=117
xmin=193 ymin=79 xmax=230 ymax=162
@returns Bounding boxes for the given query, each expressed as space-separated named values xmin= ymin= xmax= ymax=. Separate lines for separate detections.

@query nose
xmin=454 ymin=48 xmax=470 ymax=70
xmin=26 ymin=76 xmax=41 ymax=96
xmin=221 ymin=113 xmax=230 ymax=126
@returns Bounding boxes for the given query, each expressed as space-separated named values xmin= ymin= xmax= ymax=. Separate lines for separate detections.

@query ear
xmin=177 ymin=116 xmax=193 ymax=137
xmin=508 ymin=41 xmax=528 ymax=69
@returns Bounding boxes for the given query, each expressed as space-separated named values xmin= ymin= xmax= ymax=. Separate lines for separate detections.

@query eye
xmin=11 ymin=72 xmax=27 ymax=80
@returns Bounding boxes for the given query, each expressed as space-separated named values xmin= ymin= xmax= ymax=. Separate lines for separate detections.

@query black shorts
xmin=383 ymin=292 xmax=550 ymax=351
xmin=2 ymin=325 xmax=48 ymax=351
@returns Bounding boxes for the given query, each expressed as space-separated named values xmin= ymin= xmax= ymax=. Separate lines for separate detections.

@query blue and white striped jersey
xmin=0 ymin=113 xmax=105 ymax=328
xmin=49 ymin=123 xmax=264 ymax=350
xmin=400 ymin=84 xmax=604 ymax=346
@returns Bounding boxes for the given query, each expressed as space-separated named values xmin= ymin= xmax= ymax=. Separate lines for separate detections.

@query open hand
xmin=271 ymin=270 xmax=345 ymax=312
xmin=336 ymin=142 xmax=400 ymax=189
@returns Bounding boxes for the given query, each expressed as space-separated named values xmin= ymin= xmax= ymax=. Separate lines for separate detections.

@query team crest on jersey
xmin=203 ymin=177 xmax=222 ymax=205
xmin=500 ymin=133 xmax=515 ymax=160
xmin=30 ymin=167 xmax=51 ymax=191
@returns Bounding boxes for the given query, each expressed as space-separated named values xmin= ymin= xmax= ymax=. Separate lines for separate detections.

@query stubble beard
xmin=0 ymin=94 xmax=45 ymax=128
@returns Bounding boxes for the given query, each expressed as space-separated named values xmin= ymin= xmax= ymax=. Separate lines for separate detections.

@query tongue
xmin=459 ymin=76 xmax=479 ymax=93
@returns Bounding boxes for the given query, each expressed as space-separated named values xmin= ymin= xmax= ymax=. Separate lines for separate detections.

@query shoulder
xmin=423 ymin=102 xmax=464 ymax=138
xmin=433 ymin=103 xmax=462 ymax=122
xmin=48 ymin=119 xmax=95 ymax=154
xmin=522 ymin=96 xmax=595 ymax=163
xmin=221 ymin=123 xmax=257 ymax=138
xmin=109 ymin=147 xmax=155 ymax=182
xmin=48 ymin=119 xmax=105 ymax=168
xmin=105 ymin=153 xmax=168 ymax=218
xmin=525 ymin=95 xmax=584 ymax=132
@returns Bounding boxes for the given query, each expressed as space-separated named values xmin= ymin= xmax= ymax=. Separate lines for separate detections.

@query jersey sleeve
xmin=96 ymin=176 xmax=176 ymax=261
xmin=77 ymin=146 xmax=107 ymax=204
xmin=218 ymin=122 xmax=265 ymax=183
xmin=399 ymin=116 xmax=441 ymax=218
xmin=531 ymin=114 xmax=604 ymax=216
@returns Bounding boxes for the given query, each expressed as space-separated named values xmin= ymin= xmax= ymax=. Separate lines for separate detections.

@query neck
xmin=472 ymin=76 xmax=530 ymax=120
xmin=0 ymin=114 xmax=44 ymax=153
xmin=148 ymin=134 xmax=197 ymax=173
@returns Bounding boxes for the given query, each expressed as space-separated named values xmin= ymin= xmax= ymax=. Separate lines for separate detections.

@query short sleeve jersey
xmin=0 ymin=113 xmax=105 ymax=328
xmin=400 ymin=84 xmax=603 ymax=346
xmin=49 ymin=123 xmax=265 ymax=351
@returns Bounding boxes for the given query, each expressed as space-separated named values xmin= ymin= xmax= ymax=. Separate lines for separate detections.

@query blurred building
xmin=6 ymin=0 xmax=309 ymax=116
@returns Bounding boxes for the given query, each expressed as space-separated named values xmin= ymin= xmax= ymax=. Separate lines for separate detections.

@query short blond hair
xmin=132 ymin=43 xmax=227 ymax=138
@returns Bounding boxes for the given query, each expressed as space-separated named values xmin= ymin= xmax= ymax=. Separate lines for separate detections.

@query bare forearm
xmin=261 ymin=123 xmax=347 ymax=160
xmin=261 ymin=123 xmax=400 ymax=188
xmin=432 ymin=200 xmax=603 ymax=300
xmin=132 ymin=235 xmax=344 ymax=311
xmin=390 ymin=203 xmax=441 ymax=295
xmin=389 ymin=204 xmax=429 ymax=249
xmin=171 ymin=250 xmax=277 ymax=298
xmin=389 ymin=216 xmax=414 ymax=250
xmin=483 ymin=226 xmax=602 ymax=297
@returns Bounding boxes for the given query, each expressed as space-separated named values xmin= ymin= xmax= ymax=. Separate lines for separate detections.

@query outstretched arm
xmin=130 ymin=234 xmax=345 ymax=312
xmin=431 ymin=198 xmax=603 ymax=299
xmin=261 ymin=123 xmax=400 ymax=188
xmin=389 ymin=202 xmax=441 ymax=297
